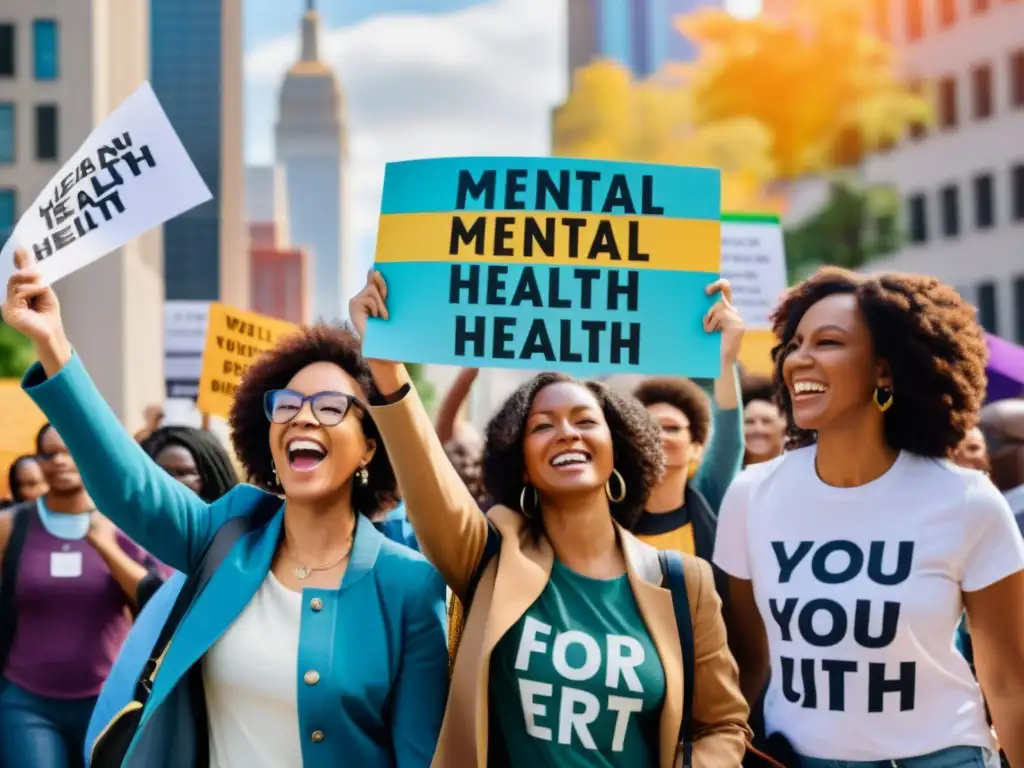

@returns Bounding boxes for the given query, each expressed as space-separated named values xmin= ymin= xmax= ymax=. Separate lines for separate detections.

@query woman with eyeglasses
xmin=1 ymin=249 xmax=448 ymax=768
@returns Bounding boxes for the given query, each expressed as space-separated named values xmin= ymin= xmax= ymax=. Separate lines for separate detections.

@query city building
xmin=275 ymin=0 xmax=350 ymax=324
xmin=844 ymin=0 xmax=1024 ymax=343
xmin=246 ymin=164 xmax=291 ymax=244
xmin=151 ymin=0 xmax=248 ymax=308
xmin=0 ymin=2 xmax=164 ymax=430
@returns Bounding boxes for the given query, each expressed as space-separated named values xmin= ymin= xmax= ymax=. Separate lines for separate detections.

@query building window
xmin=1013 ymin=163 xmax=1024 ymax=221
xmin=906 ymin=0 xmax=925 ymax=40
xmin=973 ymin=173 xmax=995 ymax=229
xmin=1016 ymin=277 xmax=1024 ymax=344
xmin=33 ymin=20 xmax=59 ymax=81
xmin=0 ymin=103 xmax=14 ymax=164
xmin=0 ymin=188 xmax=15 ymax=244
xmin=938 ymin=76 xmax=958 ymax=128
xmin=907 ymin=192 xmax=928 ymax=243
xmin=1012 ymin=50 xmax=1024 ymax=108
xmin=972 ymin=0 xmax=991 ymax=10
xmin=977 ymin=282 xmax=998 ymax=334
xmin=972 ymin=63 xmax=993 ymax=119
xmin=937 ymin=0 xmax=957 ymax=27
xmin=940 ymin=184 xmax=960 ymax=237
xmin=0 ymin=25 xmax=13 ymax=77
xmin=35 ymin=104 xmax=58 ymax=161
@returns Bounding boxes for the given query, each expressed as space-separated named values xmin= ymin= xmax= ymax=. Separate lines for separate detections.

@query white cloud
xmin=243 ymin=0 xmax=567 ymax=277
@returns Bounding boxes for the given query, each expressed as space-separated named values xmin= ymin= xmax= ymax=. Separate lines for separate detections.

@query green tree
xmin=405 ymin=363 xmax=436 ymax=415
xmin=0 ymin=321 xmax=35 ymax=379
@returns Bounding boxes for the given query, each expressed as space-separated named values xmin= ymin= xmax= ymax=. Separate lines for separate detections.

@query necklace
xmin=288 ymin=542 xmax=353 ymax=580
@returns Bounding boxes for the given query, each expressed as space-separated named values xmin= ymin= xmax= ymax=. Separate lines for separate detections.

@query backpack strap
xmin=0 ymin=504 xmax=34 ymax=672
xmin=658 ymin=549 xmax=694 ymax=768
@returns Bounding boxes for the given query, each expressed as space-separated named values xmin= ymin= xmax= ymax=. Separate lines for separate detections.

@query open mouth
xmin=549 ymin=449 xmax=592 ymax=470
xmin=287 ymin=438 xmax=327 ymax=472
xmin=791 ymin=380 xmax=829 ymax=400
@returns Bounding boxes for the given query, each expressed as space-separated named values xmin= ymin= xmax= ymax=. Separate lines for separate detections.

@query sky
xmin=243 ymin=0 xmax=567 ymax=277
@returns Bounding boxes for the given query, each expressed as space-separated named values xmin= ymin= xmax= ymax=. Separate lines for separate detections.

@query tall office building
xmin=151 ymin=0 xmax=248 ymax=308
xmin=275 ymin=0 xmax=349 ymax=324
xmin=0 ymin=2 xmax=163 ymax=431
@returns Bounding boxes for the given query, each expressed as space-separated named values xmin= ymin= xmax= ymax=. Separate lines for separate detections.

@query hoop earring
xmin=519 ymin=485 xmax=539 ymax=517
xmin=605 ymin=468 xmax=627 ymax=503
xmin=873 ymin=387 xmax=894 ymax=413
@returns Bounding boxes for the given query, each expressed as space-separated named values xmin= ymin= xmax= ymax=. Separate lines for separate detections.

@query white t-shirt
xmin=204 ymin=572 xmax=303 ymax=768
xmin=713 ymin=446 xmax=1024 ymax=761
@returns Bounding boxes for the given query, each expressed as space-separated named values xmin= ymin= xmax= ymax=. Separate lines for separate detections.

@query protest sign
xmin=196 ymin=304 xmax=298 ymax=419
xmin=0 ymin=81 xmax=211 ymax=286
xmin=0 ymin=381 xmax=47 ymax=499
xmin=165 ymin=300 xmax=211 ymax=400
xmin=364 ymin=157 xmax=722 ymax=378
xmin=720 ymin=213 xmax=787 ymax=330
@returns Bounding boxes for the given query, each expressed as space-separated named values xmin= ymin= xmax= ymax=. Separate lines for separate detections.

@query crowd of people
xmin=0 ymin=247 xmax=1022 ymax=768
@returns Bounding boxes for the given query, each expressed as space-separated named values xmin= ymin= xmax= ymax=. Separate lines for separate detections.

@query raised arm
xmin=350 ymin=270 xmax=488 ymax=599
xmin=692 ymin=365 xmax=744 ymax=513
xmin=434 ymin=367 xmax=478 ymax=445
xmin=3 ymin=249 xmax=219 ymax=571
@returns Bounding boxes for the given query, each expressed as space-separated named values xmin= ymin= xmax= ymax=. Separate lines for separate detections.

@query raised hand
xmin=349 ymin=268 xmax=389 ymax=339
xmin=704 ymin=278 xmax=745 ymax=366
xmin=2 ymin=249 xmax=72 ymax=375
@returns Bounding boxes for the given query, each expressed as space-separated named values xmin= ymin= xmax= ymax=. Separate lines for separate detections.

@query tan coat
xmin=371 ymin=389 xmax=751 ymax=768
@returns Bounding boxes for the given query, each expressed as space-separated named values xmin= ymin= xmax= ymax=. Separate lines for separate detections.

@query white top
xmin=713 ymin=446 xmax=1024 ymax=761
xmin=204 ymin=572 xmax=303 ymax=768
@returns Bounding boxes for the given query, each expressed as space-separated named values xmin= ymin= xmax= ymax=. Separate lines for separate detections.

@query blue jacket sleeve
xmin=22 ymin=356 xmax=222 ymax=571
xmin=389 ymin=566 xmax=448 ymax=766
xmin=692 ymin=374 xmax=745 ymax=515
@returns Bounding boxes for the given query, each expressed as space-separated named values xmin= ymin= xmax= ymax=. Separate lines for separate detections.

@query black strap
xmin=659 ymin=550 xmax=694 ymax=768
xmin=464 ymin=522 xmax=501 ymax=609
xmin=0 ymin=504 xmax=33 ymax=672
xmin=132 ymin=495 xmax=281 ymax=704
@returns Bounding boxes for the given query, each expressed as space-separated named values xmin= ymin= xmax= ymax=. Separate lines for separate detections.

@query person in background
xmin=0 ymin=424 xmax=154 ymax=768
xmin=954 ymin=426 xmax=991 ymax=474
xmin=84 ymin=425 xmax=240 ymax=765
xmin=740 ymin=373 xmax=786 ymax=467
xmin=352 ymin=270 xmax=750 ymax=768
xmin=628 ymin=284 xmax=743 ymax=611
xmin=6 ymin=455 xmax=48 ymax=505
xmin=980 ymin=399 xmax=1024 ymax=531
xmin=435 ymin=367 xmax=489 ymax=508
xmin=715 ymin=267 xmax=1024 ymax=767
xmin=131 ymin=405 xmax=164 ymax=444
xmin=3 ymin=246 xmax=447 ymax=768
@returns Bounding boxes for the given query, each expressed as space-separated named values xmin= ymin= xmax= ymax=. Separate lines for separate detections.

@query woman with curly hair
xmin=713 ymin=267 xmax=1024 ymax=767
xmin=1 ymin=249 xmax=448 ymax=768
xmin=350 ymin=270 xmax=750 ymax=768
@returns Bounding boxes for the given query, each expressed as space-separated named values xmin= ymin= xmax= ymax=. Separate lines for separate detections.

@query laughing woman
xmin=2 ymin=250 xmax=448 ymax=768
xmin=351 ymin=270 xmax=749 ymax=768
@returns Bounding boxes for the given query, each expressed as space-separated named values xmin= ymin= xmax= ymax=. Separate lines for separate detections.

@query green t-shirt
xmin=489 ymin=560 xmax=666 ymax=767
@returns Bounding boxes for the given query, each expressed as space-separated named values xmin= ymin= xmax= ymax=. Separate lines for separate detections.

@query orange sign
xmin=738 ymin=329 xmax=777 ymax=377
xmin=0 ymin=380 xmax=47 ymax=499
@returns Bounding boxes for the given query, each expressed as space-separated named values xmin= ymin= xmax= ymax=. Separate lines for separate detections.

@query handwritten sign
xmin=165 ymin=300 xmax=211 ymax=400
xmin=0 ymin=81 xmax=211 ymax=286
xmin=720 ymin=213 xmax=787 ymax=330
xmin=0 ymin=381 xmax=47 ymax=499
xmin=196 ymin=304 xmax=298 ymax=419
xmin=364 ymin=157 xmax=722 ymax=378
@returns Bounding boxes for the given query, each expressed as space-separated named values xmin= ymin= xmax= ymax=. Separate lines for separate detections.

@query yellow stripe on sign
xmin=375 ymin=211 xmax=720 ymax=273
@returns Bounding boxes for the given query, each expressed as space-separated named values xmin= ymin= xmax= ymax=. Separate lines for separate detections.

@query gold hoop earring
xmin=873 ymin=387 xmax=894 ymax=413
xmin=519 ymin=485 xmax=539 ymax=517
xmin=605 ymin=468 xmax=627 ymax=503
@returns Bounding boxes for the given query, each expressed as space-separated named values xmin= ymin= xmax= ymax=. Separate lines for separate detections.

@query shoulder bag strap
xmin=0 ymin=505 xmax=33 ymax=668
xmin=659 ymin=549 xmax=694 ymax=768
xmin=464 ymin=521 xmax=501 ymax=609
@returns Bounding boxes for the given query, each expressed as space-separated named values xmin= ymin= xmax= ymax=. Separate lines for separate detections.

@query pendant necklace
xmin=291 ymin=543 xmax=353 ymax=580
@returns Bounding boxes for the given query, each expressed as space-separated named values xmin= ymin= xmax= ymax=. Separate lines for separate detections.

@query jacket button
xmin=310 ymin=598 xmax=323 ymax=612
xmin=311 ymin=730 xmax=324 ymax=743
xmin=304 ymin=670 xmax=320 ymax=685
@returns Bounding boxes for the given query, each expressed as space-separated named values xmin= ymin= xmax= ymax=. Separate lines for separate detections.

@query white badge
xmin=50 ymin=551 xmax=84 ymax=579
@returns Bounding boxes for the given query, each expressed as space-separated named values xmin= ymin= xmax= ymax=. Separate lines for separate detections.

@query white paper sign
xmin=720 ymin=215 xmax=788 ymax=330
xmin=164 ymin=300 xmax=211 ymax=399
xmin=0 ymin=81 xmax=212 ymax=286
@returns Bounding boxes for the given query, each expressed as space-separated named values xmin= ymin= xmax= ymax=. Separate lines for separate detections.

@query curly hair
xmin=771 ymin=267 xmax=988 ymax=458
xmin=481 ymin=372 xmax=665 ymax=533
xmin=229 ymin=324 xmax=399 ymax=517
xmin=632 ymin=377 xmax=711 ymax=446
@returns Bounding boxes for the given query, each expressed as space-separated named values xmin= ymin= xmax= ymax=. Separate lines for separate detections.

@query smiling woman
xmin=1 ymin=249 xmax=448 ymax=768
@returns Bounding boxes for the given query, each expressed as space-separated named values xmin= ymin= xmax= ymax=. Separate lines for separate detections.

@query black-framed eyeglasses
xmin=263 ymin=389 xmax=363 ymax=427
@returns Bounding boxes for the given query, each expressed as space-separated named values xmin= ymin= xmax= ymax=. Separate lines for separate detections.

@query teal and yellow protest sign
xmin=363 ymin=157 xmax=722 ymax=378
